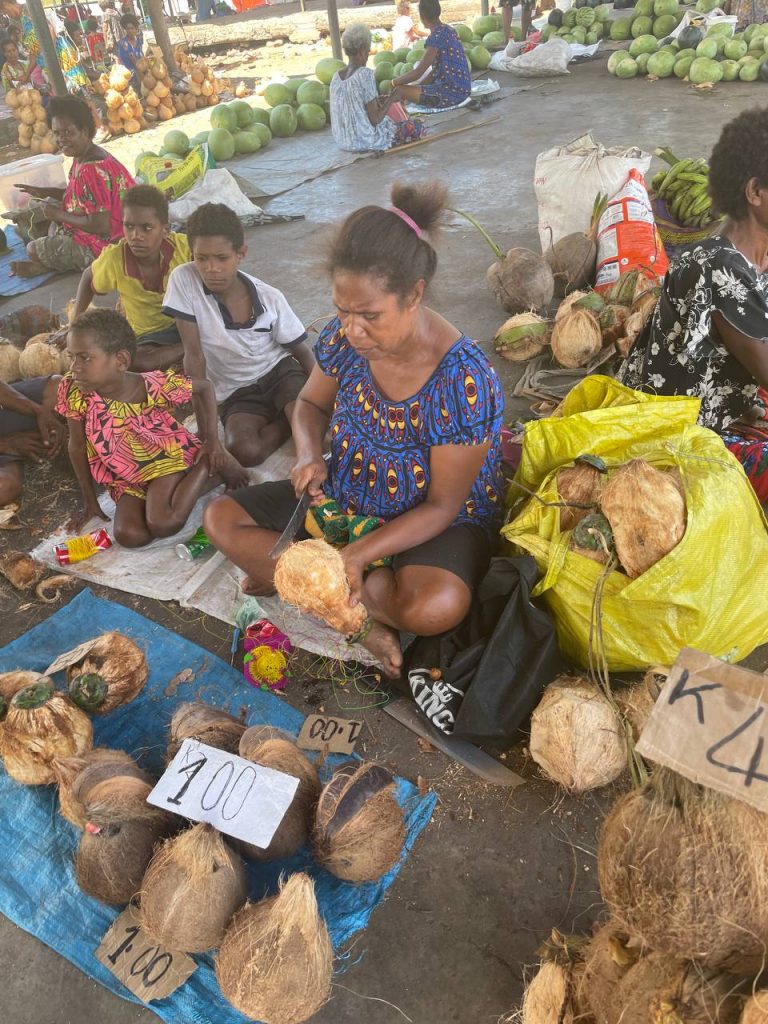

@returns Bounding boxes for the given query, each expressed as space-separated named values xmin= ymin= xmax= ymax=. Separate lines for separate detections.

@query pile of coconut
xmin=6 ymin=88 xmax=57 ymax=154
xmin=182 ymin=55 xmax=232 ymax=112
xmin=91 ymin=65 xmax=146 ymax=137
xmin=519 ymin=766 xmax=768 ymax=1024
xmin=493 ymin=270 xmax=660 ymax=369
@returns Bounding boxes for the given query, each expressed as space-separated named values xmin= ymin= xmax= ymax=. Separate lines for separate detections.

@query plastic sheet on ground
xmin=0 ymin=589 xmax=437 ymax=1024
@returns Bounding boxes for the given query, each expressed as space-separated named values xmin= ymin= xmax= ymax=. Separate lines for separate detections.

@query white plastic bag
xmin=169 ymin=168 xmax=263 ymax=223
xmin=670 ymin=9 xmax=737 ymax=38
xmin=534 ymin=131 xmax=651 ymax=251
xmin=489 ymin=37 xmax=572 ymax=75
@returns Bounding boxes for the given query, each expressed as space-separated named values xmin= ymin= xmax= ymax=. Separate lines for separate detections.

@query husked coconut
xmin=529 ymin=676 xmax=626 ymax=793
xmin=741 ymin=992 xmax=768 ymax=1024
xmin=166 ymin=701 xmax=246 ymax=763
xmin=274 ymin=538 xmax=368 ymax=637
xmin=65 ymin=632 xmax=148 ymax=714
xmin=0 ymin=551 xmax=44 ymax=590
xmin=494 ymin=313 xmax=550 ymax=363
xmin=18 ymin=341 xmax=60 ymax=379
xmin=52 ymin=747 xmax=151 ymax=828
xmin=556 ymin=455 xmax=606 ymax=531
xmin=551 ymin=309 xmax=603 ymax=368
xmin=600 ymin=460 xmax=686 ymax=579
xmin=0 ymin=341 xmax=20 ymax=383
xmin=521 ymin=961 xmax=575 ymax=1024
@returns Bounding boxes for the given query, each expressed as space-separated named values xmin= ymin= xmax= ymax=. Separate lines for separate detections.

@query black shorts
xmin=230 ymin=479 xmax=493 ymax=589
xmin=0 ymin=377 xmax=47 ymax=467
xmin=218 ymin=357 xmax=308 ymax=425
xmin=136 ymin=325 xmax=181 ymax=347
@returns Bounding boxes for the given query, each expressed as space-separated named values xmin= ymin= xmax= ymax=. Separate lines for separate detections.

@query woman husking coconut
xmin=621 ymin=106 xmax=768 ymax=503
xmin=204 ymin=182 xmax=504 ymax=676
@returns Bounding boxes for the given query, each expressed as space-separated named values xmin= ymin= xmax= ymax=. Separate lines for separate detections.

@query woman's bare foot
xmin=10 ymin=259 xmax=47 ymax=278
xmin=361 ymin=620 xmax=403 ymax=678
xmin=241 ymin=576 xmax=276 ymax=597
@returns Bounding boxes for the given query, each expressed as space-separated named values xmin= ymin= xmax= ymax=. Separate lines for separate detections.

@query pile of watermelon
xmin=606 ymin=2 xmax=768 ymax=84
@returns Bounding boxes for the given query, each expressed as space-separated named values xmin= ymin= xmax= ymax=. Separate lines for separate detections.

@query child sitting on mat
xmin=57 ymin=307 xmax=247 ymax=547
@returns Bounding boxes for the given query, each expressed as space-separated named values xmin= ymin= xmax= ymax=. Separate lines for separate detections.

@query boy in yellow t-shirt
xmin=71 ymin=184 xmax=190 ymax=371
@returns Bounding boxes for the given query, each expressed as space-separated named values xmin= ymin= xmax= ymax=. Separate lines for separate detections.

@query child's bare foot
xmin=361 ymin=620 xmax=402 ymax=678
xmin=241 ymin=575 xmax=276 ymax=597
xmin=10 ymin=259 xmax=48 ymax=278
xmin=220 ymin=456 xmax=249 ymax=490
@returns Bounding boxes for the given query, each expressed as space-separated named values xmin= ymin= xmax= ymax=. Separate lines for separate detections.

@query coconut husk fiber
xmin=64 ymin=632 xmax=148 ymax=714
xmin=0 ymin=551 xmax=44 ymax=590
xmin=557 ymin=459 xmax=605 ymax=531
xmin=166 ymin=701 xmax=246 ymax=763
xmin=581 ymin=921 xmax=641 ymax=1024
xmin=274 ymin=538 xmax=367 ymax=637
xmin=598 ymin=767 xmax=768 ymax=972
xmin=487 ymin=247 xmax=554 ymax=315
xmin=312 ymin=761 xmax=405 ymax=883
xmin=551 ymin=308 xmax=603 ymax=369
xmin=600 ymin=460 xmax=686 ymax=579
xmin=521 ymin=960 xmax=578 ymax=1024
xmin=0 ymin=669 xmax=46 ymax=704
xmin=529 ymin=676 xmax=626 ymax=793
xmin=233 ymin=736 xmax=320 ymax=862
xmin=139 ymin=823 xmax=248 ymax=953
xmin=741 ymin=992 xmax=768 ymax=1024
xmin=75 ymin=778 xmax=176 ymax=905
xmin=0 ymin=686 xmax=93 ymax=785
xmin=215 ymin=873 xmax=332 ymax=1024
xmin=52 ymin=747 xmax=151 ymax=828
xmin=615 ymin=670 xmax=665 ymax=742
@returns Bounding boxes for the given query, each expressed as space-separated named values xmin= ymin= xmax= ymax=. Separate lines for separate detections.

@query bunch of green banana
xmin=650 ymin=148 xmax=716 ymax=229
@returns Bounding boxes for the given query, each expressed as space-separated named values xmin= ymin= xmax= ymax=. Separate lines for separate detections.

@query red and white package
xmin=594 ymin=168 xmax=669 ymax=293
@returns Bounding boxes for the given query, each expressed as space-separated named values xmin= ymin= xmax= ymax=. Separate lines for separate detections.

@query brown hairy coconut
xmin=529 ymin=676 xmax=626 ymax=793
xmin=234 ymin=732 xmax=320 ymax=862
xmin=551 ymin=308 xmax=603 ymax=369
xmin=487 ymin=248 xmax=555 ymax=315
xmin=0 ymin=551 xmax=44 ymax=590
xmin=274 ymin=538 xmax=367 ymax=637
xmin=75 ymin=777 xmax=176 ymax=905
xmin=215 ymin=873 xmax=333 ymax=1024
xmin=52 ymin=747 xmax=151 ymax=828
xmin=493 ymin=313 xmax=551 ymax=363
xmin=64 ymin=632 xmax=148 ymax=714
xmin=0 ymin=669 xmax=46 ymax=705
xmin=0 ymin=677 xmax=92 ymax=785
xmin=598 ymin=767 xmax=768 ymax=972
xmin=599 ymin=304 xmax=630 ymax=346
xmin=139 ymin=824 xmax=248 ymax=953
xmin=581 ymin=922 xmax=641 ymax=1024
xmin=555 ymin=290 xmax=588 ymax=321
xmin=312 ymin=761 xmax=405 ymax=882
xmin=615 ymin=669 xmax=665 ymax=742
xmin=521 ymin=961 xmax=576 ymax=1024
xmin=166 ymin=702 xmax=246 ymax=763
xmin=600 ymin=460 xmax=686 ymax=579
xmin=556 ymin=455 xmax=607 ymax=531
xmin=546 ymin=233 xmax=597 ymax=298
xmin=741 ymin=992 xmax=768 ymax=1024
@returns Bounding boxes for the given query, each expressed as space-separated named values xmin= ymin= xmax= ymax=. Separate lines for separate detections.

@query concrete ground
xmin=1 ymin=55 xmax=767 ymax=1024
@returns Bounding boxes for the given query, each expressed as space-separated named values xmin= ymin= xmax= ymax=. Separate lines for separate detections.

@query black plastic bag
xmin=403 ymin=555 xmax=561 ymax=745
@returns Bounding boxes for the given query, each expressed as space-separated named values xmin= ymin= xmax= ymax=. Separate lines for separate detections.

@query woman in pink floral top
xmin=11 ymin=95 xmax=134 ymax=278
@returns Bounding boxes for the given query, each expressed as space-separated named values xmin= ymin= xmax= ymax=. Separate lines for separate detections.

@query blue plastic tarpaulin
xmin=0 ymin=589 xmax=436 ymax=1024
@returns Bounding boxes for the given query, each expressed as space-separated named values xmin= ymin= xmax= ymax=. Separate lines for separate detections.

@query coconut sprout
xmin=601 ymin=460 xmax=686 ymax=578
xmin=0 ymin=677 xmax=92 ymax=785
xmin=569 ymin=512 xmax=615 ymax=565
xmin=312 ymin=761 xmax=405 ymax=883
xmin=529 ymin=676 xmax=626 ymax=793
xmin=64 ymin=632 xmax=148 ymax=714
xmin=216 ymin=873 xmax=333 ymax=1024
xmin=234 ymin=733 xmax=320 ymax=862
xmin=166 ymin=701 xmax=246 ymax=763
xmin=139 ymin=824 xmax=248 ymax=953
xmin=599 ymin=767 xmax=768 ymax=971
xmin=52 ymin=747 xmax=151 ymax=829
xmin=274 ymin=539 xmax=368 ymax=637
xmin=75 ymin=777 xmax=175 ymax=905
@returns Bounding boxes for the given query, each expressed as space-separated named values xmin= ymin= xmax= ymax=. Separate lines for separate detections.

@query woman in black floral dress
xmin=621 ymin=107 xmax=768 ymax=502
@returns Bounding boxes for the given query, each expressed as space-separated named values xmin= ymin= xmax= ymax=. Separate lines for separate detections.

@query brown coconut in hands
xmin=600 ymin=460 xmax=686 ymax=578
xmin=139 ymin=824 xmax=248 ymax=953
xmin=0 ymin=676 xmax=92 ymax=785
xmin=274 ymin=538 xmax=368 ymax=637
xmin=556 ymin=454 xmax=607 ymax=531
xmin=598 ymin=766 xmax=768 ymax=972
xmin=233 ymin=730 xmax=320 ymax=862
xmin=215 ymin=872 xmax=333 ymax=1024
xmin=52 ymin=747 xmax=152 ymax=829
xmin=166 ymin=702 xmax=247 ymax=763
xmin=75 ymin=776 xmax=176 ymax=905
xmin=65 ymin=632 xmax=148 ymax=714
xmin=312 ymin=761 xmax=405 ymax=882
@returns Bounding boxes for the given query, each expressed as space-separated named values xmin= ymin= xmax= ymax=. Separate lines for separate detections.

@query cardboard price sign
xmin=637 ymin=648 xmax=768 ymax=811
xmin=148 ymin=739 xmax=299 ymax=849
xmin=96 ymin=905 xmax=196 ymax=1002
xmin=45 ymin=637 xmax=102 ymax=675
xmin=297 ymin=714 xmax=363 ymax=754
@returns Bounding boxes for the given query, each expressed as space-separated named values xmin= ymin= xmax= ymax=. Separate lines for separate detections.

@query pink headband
xmin=389 ymin=205 xmax=422 ymax=238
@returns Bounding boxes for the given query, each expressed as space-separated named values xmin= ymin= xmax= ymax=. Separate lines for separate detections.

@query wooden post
xmin=327 ymin=0 xmax=342 ymax=60
xmin=480 ymin=0 xmax=489 ymax=14
xmin=145 ymin=0 xmax=179 ymax=72
xmin=25 ymin=0 xmax=68 ymax=97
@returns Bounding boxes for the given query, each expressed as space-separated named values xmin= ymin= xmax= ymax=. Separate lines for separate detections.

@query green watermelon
xmin=739 ymin=57 xmax=760 ymax=79
xmin=586 ymin=27 xmax=602 ymax=43
xmin=207 ymin=127 xmax=235 ymax=162
xmin=407 ymin=47 xmax=425 ymax=62
xmin=635 ymin=0 xmax=655 ymax=14
xmin=632 ymin=16 xmax=653 ymax=36
xmin=635 ymin=51 xmax=651 ymax=73
xmin=296 ymin=80 xmax=326 ymax=106
xmin=263 ymin=83 xmax=292 ymax=108
xmin=469 ymin=45 xmax=491 ymax=69
xmin=162 ymin=129 xmax=189 ymax=155
xmin=269 ymin=103 xmax=298 ymax=137
xmin=675 ymin=47 xmax=695 ymax=60
xmin=616 ymin=56 xmax=639 ymax=77
xmin=653 ymin=15 xmax=677 ymax=37
xmin=392 ymin=47 xmax=410 ymax=61
xmin=190 ymin=131 xmax=209 ymax=145
xmin=248 ymin=122 xmax=272 ymax=147
xmin=564 ymin=8 xmax=578 ymax=26
xmin=210 ymin=105 xmax=238 ymax=132
xmin=695 ymin=0 xmax=719 ymax=9
xmin=724 ymin=38 xmax=747 ymax=59
xmin=296 ymin=102 xmax=326 ymax=130
xmin=707 ymin=21 xmax=734 ymax=36
xmin=482 ymin=30 xmax=506 ymax=49
xmin=571 ymin=26 xmax=587 ymax=43
xmin=653 ymin=0 xmax=678 ymax=14
xmin=673 ymin=55 xmax=694 ymax=77
xmin=250 ymin=108 xmax=270 ymax=127
xmin=233 ymin=131 xmax=262 ymax=155
xmin=610 ymin=18 xmax=632 ymax=40
xmin=575 ymin=7 xmax=596 ymax=26
xmin=720 ymin=58 xmax=740 ymax=80
xmin=284 ymin=79 xmax=307 ymax=98
xmin=134 ymin=151 xmax=157 ymax=173
xmin=379 ymin=78 xmax=393 ymax=94
xmin=689 ymin=55 xmax=723 ymax=82
xmin=607 ymin=49 xmax=634 ymax=73
xmin=630 ymin=33 xmax=658 ymax=55
xmin=677 ymin=25 xmax=703 ymax=49
xmin=453 ymin=24 xmax=473 ymax=42
xmin=374 ymin=61 xmax=394 ymax=83
xmin=594 ymin=3 xmax=612 ymax=20
xmin=373 ymin=50 xmax=395 ymax=64
xmin=228 ymin=100 xmax=254 ymax=128
xmin=646 ymin=49 xmax=676 ymax=76
xmin=315 ymin=58 xmax=344 ymax=85
xmin=695 ymin=38 xmax=718 ymax=58
xmin=472 ymin=14 xmax=497 ymax=35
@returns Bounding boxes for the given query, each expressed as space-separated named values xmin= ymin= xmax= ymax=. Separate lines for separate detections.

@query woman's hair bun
xmin=390 ymin=180 xmax=449 ymax=236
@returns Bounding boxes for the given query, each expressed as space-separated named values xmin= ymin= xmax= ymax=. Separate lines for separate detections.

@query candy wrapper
xmin=55 ymin=528 xmax=112 ymax=566
xmin=243 ymin=620 xmax=293 ymax=692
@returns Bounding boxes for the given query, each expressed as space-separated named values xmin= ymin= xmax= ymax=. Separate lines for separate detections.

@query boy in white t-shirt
xmin=162 ymin=203 xmax=314 ymax=467
xmin=392 ymin=0 xmax=426 ymax=51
